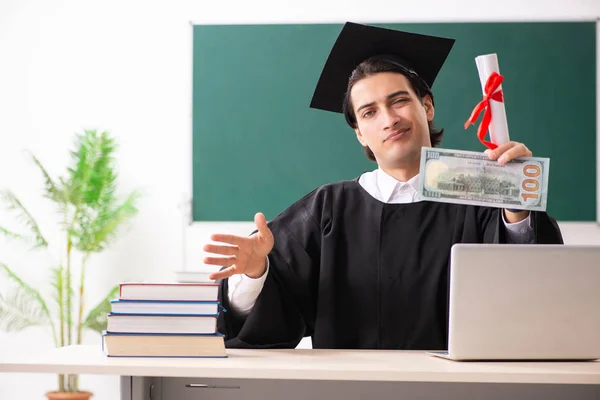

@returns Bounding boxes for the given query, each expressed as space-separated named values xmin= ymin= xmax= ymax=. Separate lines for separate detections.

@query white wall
xmin=1 ymin=1 xmax=599 ymax=399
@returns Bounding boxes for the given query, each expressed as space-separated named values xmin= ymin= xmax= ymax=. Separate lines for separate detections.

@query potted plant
xmin=0 ymin=129 xmax=140 ymax=399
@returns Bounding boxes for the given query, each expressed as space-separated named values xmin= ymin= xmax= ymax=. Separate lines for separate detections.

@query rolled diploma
xmin=475 ymin=53 xmax=510 ymax=146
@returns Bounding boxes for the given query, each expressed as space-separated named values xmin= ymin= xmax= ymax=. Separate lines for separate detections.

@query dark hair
xmin=342 ymin=58 xmax=444 ymax=161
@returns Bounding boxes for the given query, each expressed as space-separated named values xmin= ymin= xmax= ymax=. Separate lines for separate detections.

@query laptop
xmin=428 ymin=244 xmax=600 ymax=361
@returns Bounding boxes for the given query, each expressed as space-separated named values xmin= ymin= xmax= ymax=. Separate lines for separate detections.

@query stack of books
xmin=102 ymin=282 xmax=226 ymax=358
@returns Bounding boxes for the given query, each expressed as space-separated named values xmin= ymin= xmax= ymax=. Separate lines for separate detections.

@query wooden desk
xmin=1 ymin=345 xmax=600 ymax=399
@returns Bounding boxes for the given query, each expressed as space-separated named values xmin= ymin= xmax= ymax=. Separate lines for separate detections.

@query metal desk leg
xmin=120 ymin=376 xmax=131 ymax=400
xmin=122 ymin=376 xmax=161 ymax=400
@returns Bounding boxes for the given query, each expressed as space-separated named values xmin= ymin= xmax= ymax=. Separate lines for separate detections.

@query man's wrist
xmin=504 ymin=208 xmax=530 ymax=223
xmin=244 ymin=257 xmax=268 ymax=279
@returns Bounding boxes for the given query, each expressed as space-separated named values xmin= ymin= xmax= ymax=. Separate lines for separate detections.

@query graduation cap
xmin=310 ymin=22 xmax=456 ymax=113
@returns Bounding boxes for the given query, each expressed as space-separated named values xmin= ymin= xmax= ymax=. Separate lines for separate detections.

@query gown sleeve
xmin=480 ymin=209 xmax=564 ymax=244
xmin=217 ymin=187 xmax=329 ymax=348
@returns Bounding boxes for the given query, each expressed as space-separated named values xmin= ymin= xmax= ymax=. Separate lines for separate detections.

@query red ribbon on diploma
xmin=464 ymin=71 xmax=505 ymax=150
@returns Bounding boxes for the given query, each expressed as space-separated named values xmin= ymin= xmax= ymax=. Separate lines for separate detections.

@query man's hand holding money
xmin=484 ymin=141 xmax=533 ymax=223
xmin=484 ymin=141 xmax=533 ymax=166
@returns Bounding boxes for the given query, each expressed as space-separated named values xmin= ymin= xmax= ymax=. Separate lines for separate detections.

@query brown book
xmin=102 ymin=332 xmax=227 ymax=358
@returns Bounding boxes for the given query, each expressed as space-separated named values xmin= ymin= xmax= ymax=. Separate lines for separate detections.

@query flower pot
xmin=45 ymin=391 xmax=93 ymax=400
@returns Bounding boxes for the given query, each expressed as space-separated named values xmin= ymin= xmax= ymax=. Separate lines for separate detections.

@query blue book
xmin=110 ymin=299 xmax=220 ymax=316
xmin=106 ymin=313 xmax=217 ymax=334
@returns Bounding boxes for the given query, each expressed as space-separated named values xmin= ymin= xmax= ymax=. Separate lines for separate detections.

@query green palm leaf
xmin=84 ymin=132 xmax=117 ymax=206
xmin=0 ymin=226 xmax=27 ymax=241
xmin=67 ymin=130 xmax=117 ymax=207
xmin=66 ymin=131 xmax=92 ymax=206
xmin=29 ymin=152 xmax=65 ymax=204
xmin=66 ymin=129 xmax=139 ymax=253
xmin=0 ymin=289 xmax=48 ymax=331
xmin=82 ymin=285 xmax=119 ymax=334
xmin=0 ymin=190 xmax=48 ymax=248
xmin=0 ymin=264 xmax=52 ymax=333
xmin=75 ymin=191 xmax=140 ymax=253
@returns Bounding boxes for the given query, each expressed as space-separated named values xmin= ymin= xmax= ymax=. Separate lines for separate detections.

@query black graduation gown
xmin=217 ymin=179 xmax=563 ymax=350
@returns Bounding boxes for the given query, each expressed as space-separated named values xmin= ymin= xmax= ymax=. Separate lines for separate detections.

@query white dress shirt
xmin=226 ymin=169 xmax=532 ymax=315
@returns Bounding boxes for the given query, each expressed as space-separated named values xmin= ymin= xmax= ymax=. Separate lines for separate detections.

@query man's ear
xmin=355 ymin=127 xmax=368 ymax=146
xmin=423 ymin=95 xmax=435 ymax=121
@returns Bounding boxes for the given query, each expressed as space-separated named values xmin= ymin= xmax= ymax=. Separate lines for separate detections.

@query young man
xmin=205 ymin=22 xmax=563 ymax=350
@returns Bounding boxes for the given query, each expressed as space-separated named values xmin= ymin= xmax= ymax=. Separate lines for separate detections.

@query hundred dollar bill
xmin=418 ymin=147 xmax=549 ymax=211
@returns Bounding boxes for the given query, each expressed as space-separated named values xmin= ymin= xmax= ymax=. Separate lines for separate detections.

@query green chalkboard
xmin=193 ymin=22 xmax=596 ymax=221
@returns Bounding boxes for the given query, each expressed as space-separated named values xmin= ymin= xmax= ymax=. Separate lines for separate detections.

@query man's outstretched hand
xmin=206 ymin=212 xmax=274 ymax=281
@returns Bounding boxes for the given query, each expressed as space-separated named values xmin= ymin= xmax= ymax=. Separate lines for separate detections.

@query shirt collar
xmin=376 ymin=168 xmax=421 ymax=202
